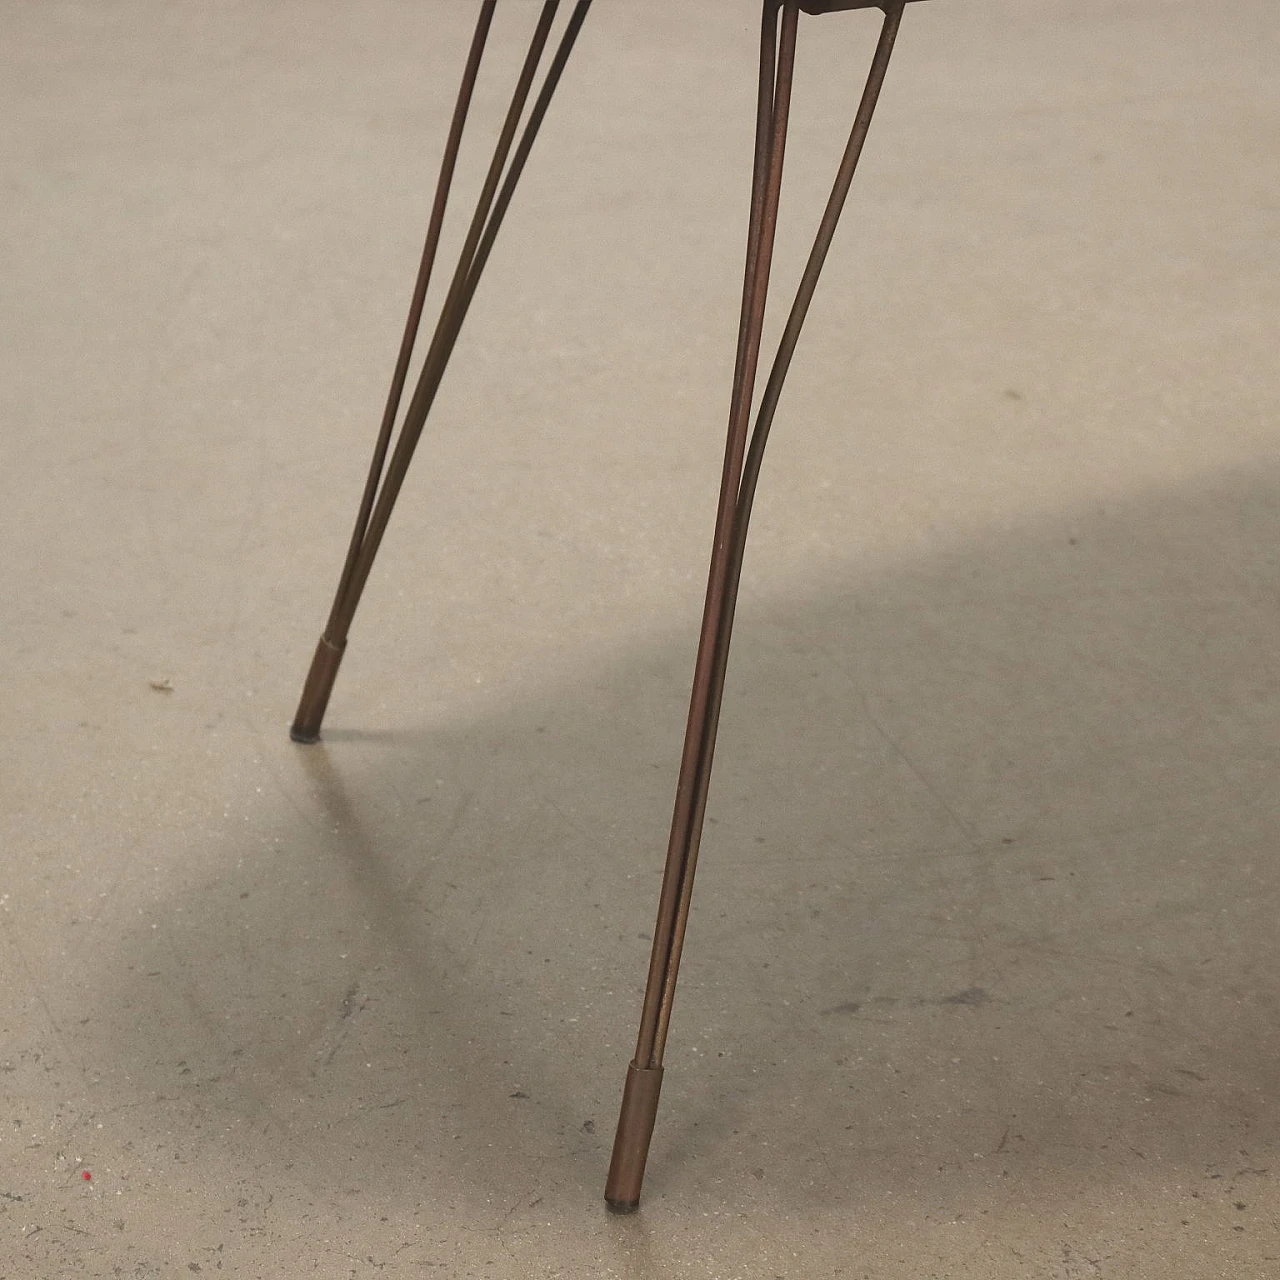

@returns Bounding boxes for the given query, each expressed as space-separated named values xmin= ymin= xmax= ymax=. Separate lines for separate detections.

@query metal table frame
xmin=289 ymin=0 xmax=924 ymax=1211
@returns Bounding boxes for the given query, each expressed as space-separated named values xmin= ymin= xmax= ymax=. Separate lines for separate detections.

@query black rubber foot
xmin=605 ymin=1197 xmax=640 ymax=1215
xmin=289 ymin=725 xmax=321 ymax=745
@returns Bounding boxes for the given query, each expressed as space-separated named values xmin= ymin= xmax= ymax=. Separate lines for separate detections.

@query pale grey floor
xmin=3 ymin=2 xmax=1279 ymax=1276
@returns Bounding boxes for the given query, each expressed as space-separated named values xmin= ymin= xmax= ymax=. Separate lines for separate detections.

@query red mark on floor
xmin=81 ymin=1171 xmax=91 ymax=1181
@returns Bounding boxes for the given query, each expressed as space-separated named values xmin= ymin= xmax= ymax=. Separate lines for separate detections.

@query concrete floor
xmin=3 ymin=1 xmax=1279 ymax=1276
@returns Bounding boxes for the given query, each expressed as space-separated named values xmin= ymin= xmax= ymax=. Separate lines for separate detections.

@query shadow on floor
xmin=95 ymin=456 xmax=1280 ymax=1221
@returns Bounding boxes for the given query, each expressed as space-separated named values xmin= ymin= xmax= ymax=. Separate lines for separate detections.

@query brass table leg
xmin=606 ymin=0 xmax=910 ymax=1211
xmin=291 ymin=0 xmax=593 ymax=743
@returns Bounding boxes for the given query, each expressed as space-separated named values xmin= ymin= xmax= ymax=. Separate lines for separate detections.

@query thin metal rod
xmin=292 ymin=1 xmax=591 ymax=742
xmin=724 ymin=0 xmax=781 ymax=477
xmin=609 ymin=0 xmax=912 ymax=1209
xmin=735 ymin=0 xmax=905 ymax=538
xmin=605 ymin=4 xmax=796 ymax=1210
xmin=323 ymin=1 xmax=496 ymax=642
xmin=634 ymin=0 xmax=799 ymax=1074
xmin=461 ymin=0 xmax=594 ymax=325
xmin=650 ymin=0 xmax=803 ymax=1065
xmin=674 ymin=0 xmax=908 ymax=936
xmin=330 ymin=0 xmax=562 ymax=640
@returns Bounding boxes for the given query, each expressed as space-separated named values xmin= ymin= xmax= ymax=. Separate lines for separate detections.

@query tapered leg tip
xmin=291 ymin=635 xmax=347 ymax=744
xmin=604 ymin=1061 xmax=663 ymax=1212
